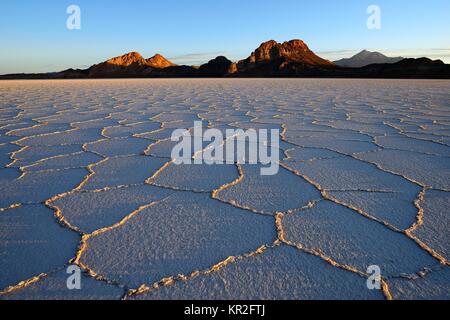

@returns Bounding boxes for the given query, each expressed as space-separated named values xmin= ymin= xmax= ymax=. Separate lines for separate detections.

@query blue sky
xmin=0 ymin=0 xmax=449 ymax=73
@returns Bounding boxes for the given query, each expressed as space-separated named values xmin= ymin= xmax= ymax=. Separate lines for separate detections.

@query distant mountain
xmin=231 ymin=39 xmax=334 ymax=76
xmin=334 ymin=50 xmax=404 ymax=68
xmin=146 ymin=54 xmax=177 ymax=69
xmin=88 ymin=52 xmax=178 ymax=78
xmin=1 ymin=40 xmax=449 ymax=79
xmin=241 ymin=39 xmax=332 ymax=66
xmin=354 ymin=57 xmax=450 ymax=78
xmin=198 ymin=56 xmax=234 ymax=77
xmin=86 ymin=40 xmax=334 ymax=78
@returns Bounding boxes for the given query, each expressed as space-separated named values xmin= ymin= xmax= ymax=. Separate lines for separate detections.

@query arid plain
xmin=0 ymin=79 xmax=449 ymax=300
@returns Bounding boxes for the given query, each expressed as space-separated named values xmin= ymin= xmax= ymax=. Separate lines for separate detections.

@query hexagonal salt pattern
xmin=0 ymin=79 xmax=448 ymax=300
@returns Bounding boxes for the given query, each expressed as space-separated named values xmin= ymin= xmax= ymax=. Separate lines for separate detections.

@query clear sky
xmin=0 ymin=0 xmax=449 ymax=74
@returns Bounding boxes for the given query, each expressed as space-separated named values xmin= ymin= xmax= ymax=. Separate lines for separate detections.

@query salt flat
xmin=0 ymin=79 xmax=449 ymax=300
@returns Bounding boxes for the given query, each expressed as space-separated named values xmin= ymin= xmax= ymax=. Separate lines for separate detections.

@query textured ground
xmin=0 ymin=79 xmax=449 ymax=300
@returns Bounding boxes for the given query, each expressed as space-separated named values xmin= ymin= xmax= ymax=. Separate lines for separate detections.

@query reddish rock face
xmin=3 ymin=34 xmax=450 ymax=80
xmin=241 ymin=39 xmax=332 ymax=68
xmin=146 ymin=54 xmax=176 ymax=68
xmin=105 ymin=52 xmax=147 ymax=67
xmin=252 ymin=40 xmax=279 ymax=62
xmin=88 ymin=52 xmax=176 ymax=77
xmin=278 ymin=40 xmax=331 ymax=65
xmin=10 ymin=38 xmax=445 ymax=79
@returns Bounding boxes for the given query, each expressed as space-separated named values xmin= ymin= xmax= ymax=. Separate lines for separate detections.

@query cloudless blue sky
xmin=0 ymin=0 xmax=449 ymax=73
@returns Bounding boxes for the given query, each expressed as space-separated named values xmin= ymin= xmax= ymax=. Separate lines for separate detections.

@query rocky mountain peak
xmin=146 ymin=54 xmax=176 ymax=69
xmin=334 ymin=50 xmax=404 ymax=68
xmin=105 ymin=52 xmax=146 ymax=66
xmin=244 ymin=39 xmax=332 ymax=67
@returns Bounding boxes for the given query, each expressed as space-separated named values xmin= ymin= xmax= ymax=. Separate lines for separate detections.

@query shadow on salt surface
xmin=0 ymin=144 xmax=22 ymax=167
xmin=233 ymin=120 xmax=283 ymax=129
xmin=0 ymin=135 xmax=18 ymax=145
xmin=285 ymin=156 xmax=421 ymax=229
xmin=0 ymin=168 xmax=87 ymax=208
xmin=386 ymin=120 xmax=424 ymax=133
xmin=215 ymin=164 xmax=320 ymax=215
xmin=0 ymin=108 xmax=21 ymax=119
xmin=144 ymin=139 xmax=180 ymax=158
xmin=376 ymin=135 xmax=450 ymax=157
xmin=286 ymin=136 xmax=378 ymax=155
xmin=412 ymin=190 xmax=450 ymax=261
xmin=130 ymin=245 xmax=384 ymax=300
xmin=285 ymin=129 xmax=373 ymax=142
xmin=388 ymin=266 xmax=450 ymax=300
xmin=324 ymin=120 xmax=400 ymax=136
xmin=152 ymin=113 xmax=200 ymax=123
xmin=0 ymin=120 xmax=39 ymax=132
xmin=282 ymin=200 xmax=437 ymax=276
xmin=144 ymin=135 xmax=214 ymax=158
xmin=72 ymin=118 xmax=119 ymax=130
xmin=2 ymin=269 xmax=124 ymax=300
xmin=283 ymin=147 xmax=341 ymax=162
xmin=102 ymin=122 xmax=162 ymax=138
xmin=39 ymin=112 xmax=111 ymax=125
xmin=136 ymin=128 xmax=179 ymax=141
xmin=356 ymin=149 xmax=450 ymax=189
xmin=22 ymin=152 xmax=103 ymax=171
xmin=86 ymin=137 xmax=153 ymax=157
xmin=109 ymin=112 xmax=151 ymax=125
xmin=16 ymin=128 xmax=104 ymax=147
xmin=327 ymin=190 xmax=418 ymax=230
xmin=402 ymin=132 xmax=450 ymax=146
xmin=6 ymin=123 xmax=73 ymax=137
xmin=0 ymin=79 xmax=448 ymax=300
xmin=80 ymin=192 xmax=276 ymax=288
xmin=0 ymin=205 xmax=79 ymax=290
xmin=209 ymin=115 xmax=253 ymax=124
xmin=81 ymin=155 xmax=167 ymax=191
xmin=9 ymin=144 xmax=83 ymax=167
xmin=160 ymin=121 xmax=195 ymax=130
xmin=51 ymin=185 xmax=174 ymax=233
xmin=148 ymin=163 xmax=240 ymax=192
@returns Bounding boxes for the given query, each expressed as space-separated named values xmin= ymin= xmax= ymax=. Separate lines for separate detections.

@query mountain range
xmin=2 ymin=40 xmax=449 ymax=79
xmin=333 ymin=50 xmax=404 ymax=68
